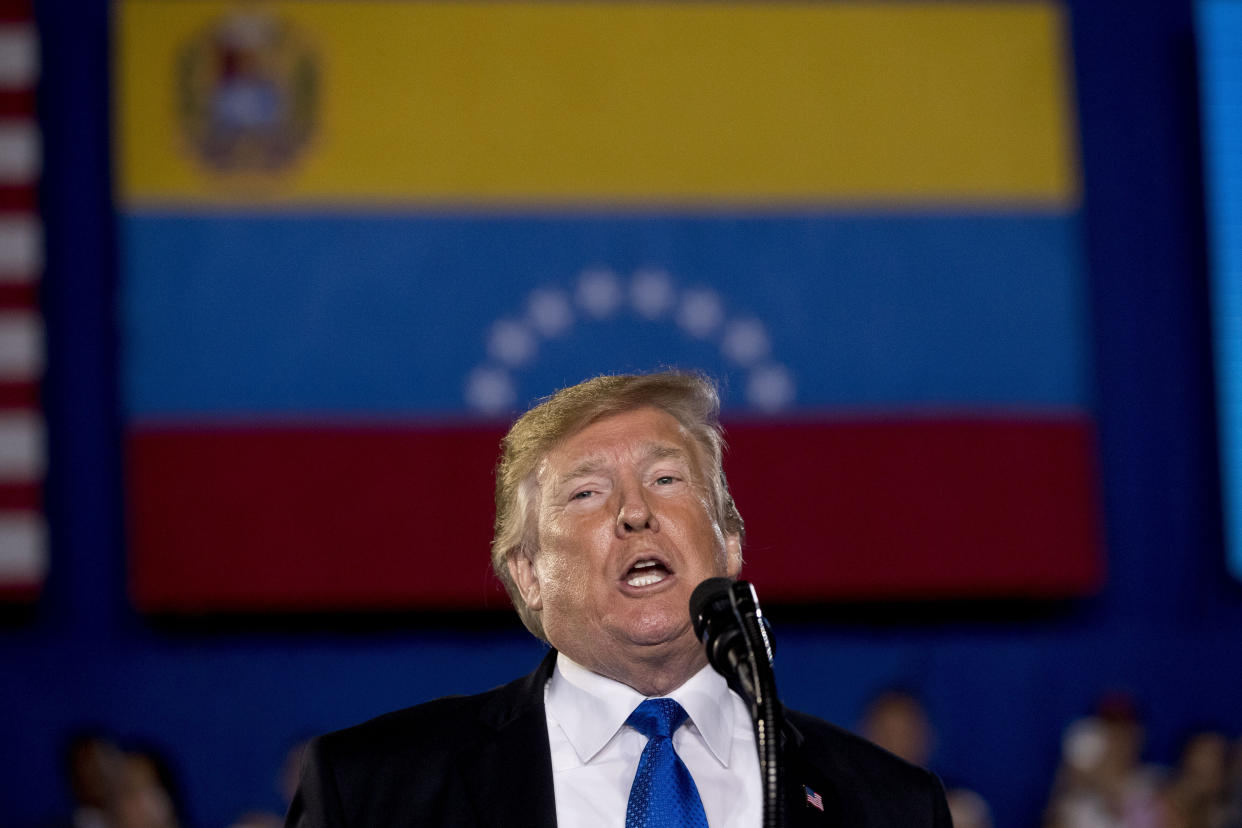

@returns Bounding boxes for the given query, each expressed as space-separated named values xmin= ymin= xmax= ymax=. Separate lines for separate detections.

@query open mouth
xmin=625 ymin=558 xmax=672 ymax=588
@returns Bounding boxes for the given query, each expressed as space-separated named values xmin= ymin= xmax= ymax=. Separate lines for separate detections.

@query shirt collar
xmin=546 ymin=652 xmax=738 ymax=767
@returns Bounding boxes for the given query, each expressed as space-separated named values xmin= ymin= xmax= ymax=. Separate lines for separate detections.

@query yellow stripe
xmin=117 ymin=1 xmax=1079 ymax=206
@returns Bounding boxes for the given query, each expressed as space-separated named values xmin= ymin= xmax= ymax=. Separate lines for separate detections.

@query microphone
xmin=690 ymin=577 xmax=773 ymax=702
xmin=690 ymin=577 xmax=786 ymax=828
xmin=690 ymin=580 xmax=765 ymax=705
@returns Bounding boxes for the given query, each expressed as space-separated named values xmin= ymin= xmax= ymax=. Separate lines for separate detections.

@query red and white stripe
xmin=0 ymin=0 xmax=44 ymax=601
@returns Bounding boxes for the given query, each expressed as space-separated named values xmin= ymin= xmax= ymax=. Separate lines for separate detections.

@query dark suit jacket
xmin=287 ymin=651 xmax=951 ymax=827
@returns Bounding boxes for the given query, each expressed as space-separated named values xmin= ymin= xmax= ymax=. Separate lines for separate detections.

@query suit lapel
xmin=782 ymin=718 xmax=843 ymax=828
xmin=458 ymin=650 xmax=560 ymax=828
xmin=784 ymin=762 xmax=842 ymax=828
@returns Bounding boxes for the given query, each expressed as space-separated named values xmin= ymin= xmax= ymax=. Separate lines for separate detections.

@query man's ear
xmin=723 ymin=532 xmax=743 ymax=578
xmin=507 ymin=548 xmax=543 ymax=612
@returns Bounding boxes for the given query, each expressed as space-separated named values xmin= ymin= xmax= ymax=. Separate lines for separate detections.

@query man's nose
xmin=615 ymin=481 xmax=658 ymax=536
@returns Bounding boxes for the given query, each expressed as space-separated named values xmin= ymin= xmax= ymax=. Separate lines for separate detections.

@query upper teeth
xmin=633 ymin=560 xmax=658 ymax=569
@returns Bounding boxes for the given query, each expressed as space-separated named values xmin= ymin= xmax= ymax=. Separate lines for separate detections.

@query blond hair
xmin=492 ymin=372 xmax=745 ymax=639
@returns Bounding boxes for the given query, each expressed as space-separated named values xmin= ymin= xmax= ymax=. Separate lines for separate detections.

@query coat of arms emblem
xmin=177 ymin=11 xmax=317 ymax=172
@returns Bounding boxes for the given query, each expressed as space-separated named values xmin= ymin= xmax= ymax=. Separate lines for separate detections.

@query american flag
xmin=804 ymin=784 xmax=824 ymax=812
xmin=0 ymin=0 xmax=45 ymax=602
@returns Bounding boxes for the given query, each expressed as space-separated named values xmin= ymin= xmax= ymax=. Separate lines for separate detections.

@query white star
xmin=487 ymin=319 xmax=537 ymax=367
xmin=465 ymin=367 xmax=516 ymax=414
xmin=576 ymin=267 xmax=622 ymax=318
xmin=630 ymin=268 xmax=675 ymax=319
xmin=721 ymin=318 xmax=770 ymax=367
xmin=676 ymin=289 xmax=725 ymax=339
xmin=527 ymin=289 xmax=573 ymax=337
xmin=747 ymin=364 xmax=796 ymax=411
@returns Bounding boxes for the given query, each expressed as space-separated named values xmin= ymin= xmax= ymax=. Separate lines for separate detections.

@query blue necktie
xmin=625 ymin=698 xmax=710 ymax=828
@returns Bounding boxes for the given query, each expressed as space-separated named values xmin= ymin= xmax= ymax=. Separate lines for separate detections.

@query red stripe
xmin=0 ymin=184 xmax=36 ymax=211
xmin=0 ymin=481 xmax=40 ymax=510
xmin=0 ymin=1 xmax=32 ymax=23
xmin=129 ymin=425 xmax=511 ymax=611
xmin=0 ymin=282 xmax=36 ymax=309
xmin=126 ymin=419 xmax=1103 ymax=612
xmin=725 ymin=418 xmax=1103 ymax=599
xmin=0 ymin=582 xmax=40 ymax=601
xmin=0 ymin=90 xmax=33 ymax=118
xmin=0 ymin=379 xmax=37 ymax=406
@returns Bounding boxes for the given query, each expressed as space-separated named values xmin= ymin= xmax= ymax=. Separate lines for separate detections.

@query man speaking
xmin=287 ymin=372 xmax=951 ymax=827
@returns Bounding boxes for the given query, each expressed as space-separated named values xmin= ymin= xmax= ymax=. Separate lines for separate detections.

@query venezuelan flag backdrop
xmin=116 ymin=0 xmax=1101 ymax=611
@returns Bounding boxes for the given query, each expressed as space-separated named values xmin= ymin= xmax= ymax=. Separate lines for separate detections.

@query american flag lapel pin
xmin=804 ymin=784 xmax=824 ymax=811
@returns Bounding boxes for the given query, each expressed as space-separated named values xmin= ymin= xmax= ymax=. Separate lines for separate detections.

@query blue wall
xmin=4 ymin=1 xmax=1242 ymax=826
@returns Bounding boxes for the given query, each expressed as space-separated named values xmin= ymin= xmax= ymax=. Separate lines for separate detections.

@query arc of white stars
xmin=465 ymin=266 xmax=797 ymax=415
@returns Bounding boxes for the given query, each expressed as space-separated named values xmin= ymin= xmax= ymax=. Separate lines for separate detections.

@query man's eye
xmin=655 ymin=476 xmax=677 ymax=485
xmin=571 ymin=490 xmax=594 ymax=500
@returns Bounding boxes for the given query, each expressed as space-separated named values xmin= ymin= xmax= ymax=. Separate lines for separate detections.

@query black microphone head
xmin=690 ymin=576 xmax=735 ymax=640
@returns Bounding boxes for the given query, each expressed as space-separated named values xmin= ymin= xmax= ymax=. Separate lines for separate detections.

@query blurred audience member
xmin=60 ymin=730 xmax=124 ymax=828
xmin=55 ymin=733 xmax=185 ymax=828
xmin=861 ymin=689 xmax=933 ymax=767
xmin=859 ymin=688 xmax=993 ymax=828
xmin=1164 ymin=730 xmax=1232 ymax=828
xmin=948 ymin=788 xmax=995 ymax=828
xmin=1224 ymin=736 xmax=1242 ymax=828
xmin=111 ymin=748 xmax=182 ymax=828
xmin=1045 ymin=693 xmax=1167 ymax=828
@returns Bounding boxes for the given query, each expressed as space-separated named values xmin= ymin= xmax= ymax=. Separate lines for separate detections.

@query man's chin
xmin=619 ymin=613 xmax=698 ymax=651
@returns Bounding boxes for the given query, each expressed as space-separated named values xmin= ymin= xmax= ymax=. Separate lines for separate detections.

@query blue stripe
xmin=1199 ymin=0 xmax=1242 ymax=581
xmin=121 ymin=212 xmax=1090 ymax=416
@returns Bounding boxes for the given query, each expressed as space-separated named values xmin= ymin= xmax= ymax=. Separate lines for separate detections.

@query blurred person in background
xmin=111 ymin=747 xmax=183 ymax=828
xmin=946 ymin=789 xmax=994 ymax=828
xmin=52 ymin=735 xmax=183 ymax=828
xmin=1044 ymin=693 xmax=1168 ymax=828
xmin=1164 ymin=730 xmax=1233 ymax=828
xmin=1224 ymin=736 xmax=1242 ymax=828
xmin=858 ymin=689 xmax=932 ymax=768
xmin=859 ymin=688 xmax=993 ymax=828
xmin=57 ymin=730 xmax=124 ymax=828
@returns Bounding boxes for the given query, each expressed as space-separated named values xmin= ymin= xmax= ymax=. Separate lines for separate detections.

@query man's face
xmin=510 ymin=406 xmax=741 ymax=687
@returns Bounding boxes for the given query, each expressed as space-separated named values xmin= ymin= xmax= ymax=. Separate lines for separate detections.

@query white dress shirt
xmin=544 ymin=653 xmax=761 ymax=828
